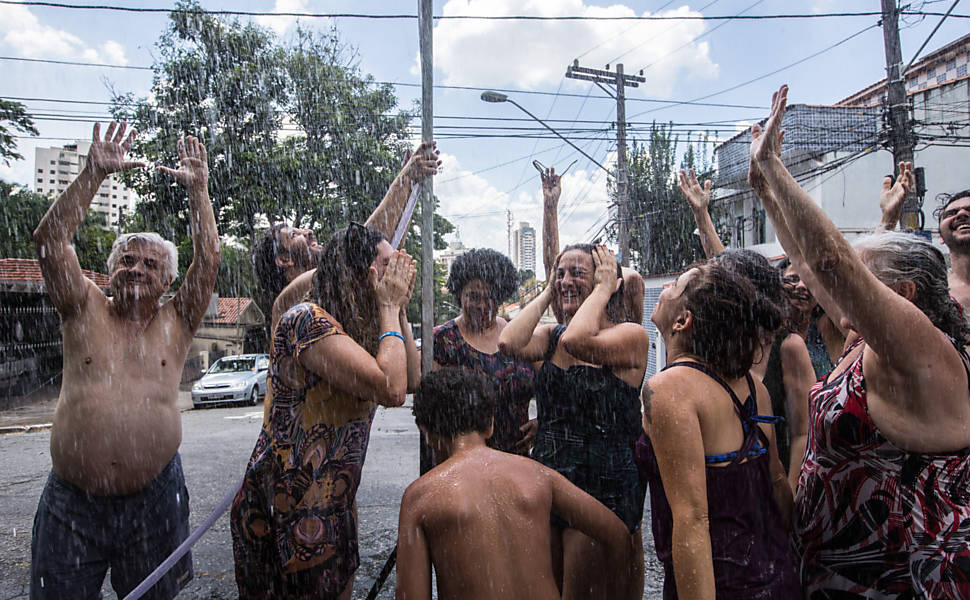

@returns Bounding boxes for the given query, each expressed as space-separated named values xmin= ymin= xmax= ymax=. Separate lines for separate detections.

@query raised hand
xmin=751 ymin=84 xmax=788 ymax=164
xmin=542 ymin=167 xmax=561 ymax=204
xmin=403 ymin=141 xmax=440 ymax=182
xmin=678 ymin=168 xmax=711 ymax=212
xmin=880 ymin=161 xmax=914 ymax=224
xmin=373 ymin=250 xmax=417 ymax=308
xmin=157 ymin=136 xmax=208 ymax=191
xmin=592 ymin=245 xmax=621 ymax=295
xmin=86 ymin=122 xmax=146 ymax=177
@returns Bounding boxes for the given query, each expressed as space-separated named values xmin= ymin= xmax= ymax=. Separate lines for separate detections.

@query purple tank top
xmin=635 ymin=361 xmax=801 ymax=599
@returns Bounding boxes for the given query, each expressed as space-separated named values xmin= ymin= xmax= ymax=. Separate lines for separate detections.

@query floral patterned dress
xmin=231 ymin=303 xmax=375 ymax=599
xmin=794 ymin=337 xmax=970 ymax=598
xmin=433 ymin=319 xmax=536 ymax=454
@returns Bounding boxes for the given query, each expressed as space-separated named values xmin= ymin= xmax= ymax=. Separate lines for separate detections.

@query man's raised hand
xmin=87 ymin=122 xmax=146 ymax=178
xmin=678 ymin=169 xmax=711 ymax=212
xmin=157 ymin=136 xmax=209 ymax=191
xmin=880 ymin=161 xmax=914 ymax=225
xmin=751 ymin=84 xmax=788 ymax=165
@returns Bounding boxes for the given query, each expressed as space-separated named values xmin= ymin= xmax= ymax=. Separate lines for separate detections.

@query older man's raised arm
xmin=159 ymin=136 xmax=221 ymax=332
xmin=33 ymin=122 xmax=145 ymax=316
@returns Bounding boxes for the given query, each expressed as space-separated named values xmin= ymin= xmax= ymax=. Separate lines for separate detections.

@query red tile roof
xmin=0 ymin=257 xmax=110 ymax=287
xmin=215 ymin=297 xmax=255 ymax=324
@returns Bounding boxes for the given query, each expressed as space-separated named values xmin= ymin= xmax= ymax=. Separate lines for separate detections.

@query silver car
xmin=191 ymin=354 xmax=269 ymax=409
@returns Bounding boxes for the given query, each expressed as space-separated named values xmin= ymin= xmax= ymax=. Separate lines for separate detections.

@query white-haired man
xmin=30 ymin=123 xmax=220 ymax=600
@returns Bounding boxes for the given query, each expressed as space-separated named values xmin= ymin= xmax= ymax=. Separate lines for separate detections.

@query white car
xmin=191 ymin=354 xmax=269 ymax=409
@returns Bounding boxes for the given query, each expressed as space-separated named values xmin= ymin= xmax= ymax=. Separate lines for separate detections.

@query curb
xmin=0 ymin=423 xmax=53 ymax=435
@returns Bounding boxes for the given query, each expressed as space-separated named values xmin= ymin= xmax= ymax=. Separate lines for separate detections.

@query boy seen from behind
xmin=396 ymin=367 xmax=634 ymax=600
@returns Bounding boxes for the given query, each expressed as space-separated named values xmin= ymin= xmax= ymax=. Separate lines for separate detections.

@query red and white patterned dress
xmin=794 ymin=337 xmax=970 ymax=598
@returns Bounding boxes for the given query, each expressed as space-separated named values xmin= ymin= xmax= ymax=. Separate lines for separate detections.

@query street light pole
xmin=480 ymin=91 xmax=608 ymax=173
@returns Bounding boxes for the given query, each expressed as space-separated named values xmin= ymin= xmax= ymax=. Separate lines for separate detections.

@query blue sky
xmin=2 ymin=0 xmax=966 ymax=276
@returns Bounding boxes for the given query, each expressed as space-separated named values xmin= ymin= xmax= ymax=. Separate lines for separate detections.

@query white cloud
xmin=255 ymin=0 xmax=313 ymax=36
xmin=0 ymin=5 xmax=129 ymax=64
xmin=421 ymin=0 xmax=718 ymax=96
xmin=435 ymin=152 xmax=613 ymax=278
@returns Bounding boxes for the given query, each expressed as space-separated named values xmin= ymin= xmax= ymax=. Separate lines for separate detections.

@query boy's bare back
xmin=397 ymin=445 xmax=630 ymax=600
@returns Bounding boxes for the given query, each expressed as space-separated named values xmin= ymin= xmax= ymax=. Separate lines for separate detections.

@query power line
xmin=2 ymin=2 xmax=965 ymax=21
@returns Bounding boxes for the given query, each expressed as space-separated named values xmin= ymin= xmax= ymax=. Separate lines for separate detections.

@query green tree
xmin=1 ymin=181 xmax=114 ymax=272
xmin=619 ymin=124 xmax=724 ymax=275
xmin=0 ymin=99 xmax=38 ymax=165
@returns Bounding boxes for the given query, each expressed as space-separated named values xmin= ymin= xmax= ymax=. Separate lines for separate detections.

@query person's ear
xmin=894 ymin=280 xmax=917 ymax=301
xmin=672 ymin=309 xmax=692 ymax=335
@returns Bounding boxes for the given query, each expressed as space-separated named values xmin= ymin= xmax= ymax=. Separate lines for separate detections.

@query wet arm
xmin=542 ymin=170 xmax=561 ymax=281
xmin=273 ymin=269 xmax=315 ymax=330
xmin=650 ymin=376 xmax=715 ymax=600
xmin=170 ymin=138 xmax=221 ymax=331
xmin=498 ymin=286 xmax=554 ymax=362
xmin=400 ymin=308 xmax=421 ymax=392
xmin=366 ymin=141 xmax=439 ymax=241
xmin=679 ymin=169 xmax=723 ymax=258
xmin=560 ymin=288 xmax=649 ymax=369
xmin=396 ymin=486 xmax=433 ymax=600
xmin=780 ymin=334 xmax=813 ymax=491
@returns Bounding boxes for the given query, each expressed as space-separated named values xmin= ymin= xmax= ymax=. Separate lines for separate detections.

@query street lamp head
xmin=480 ymin=91 xmax=508 ymax=103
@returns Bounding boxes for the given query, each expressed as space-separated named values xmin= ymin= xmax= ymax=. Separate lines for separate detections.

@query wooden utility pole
xmin=880 ymin=0 xmax=918 ymax=229
xmin=419 ymin=0 xmax=434 ymax=372
xmin=565 ymin=61 xmax=644 ymax=265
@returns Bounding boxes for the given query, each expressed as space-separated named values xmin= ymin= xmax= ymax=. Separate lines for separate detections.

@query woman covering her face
xmin=500 ymin=244 xmax=649 ymax=600
xmin=231 ymin=223 xmax=420 ymax=600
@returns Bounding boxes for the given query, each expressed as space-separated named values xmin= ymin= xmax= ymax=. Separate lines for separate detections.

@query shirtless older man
xmin=396 ymin=368 xmax=634 ymax=600
xmin=30 ymin=123 xmax=220 ymax=600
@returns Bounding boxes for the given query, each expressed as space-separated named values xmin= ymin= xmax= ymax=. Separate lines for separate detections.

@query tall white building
xmin=512 ymin=221 xmax=536 ymax=273
xmin=33 ymin=141 xmax=139 ymax=229
xmin=436 ymin=238 xmax=468 ymax=275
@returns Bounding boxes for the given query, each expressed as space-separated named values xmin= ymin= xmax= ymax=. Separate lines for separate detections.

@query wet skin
xmin=52 ymin=241 xmax=189 ymax=495
xmin=939 ymin=197 xmax=970 ymax=311
xmin=556 ymin=250 xmax=594 ymax=322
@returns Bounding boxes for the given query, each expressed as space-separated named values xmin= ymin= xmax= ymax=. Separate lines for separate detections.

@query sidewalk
xmin=0 ymin=384 xmax=195 ymax=434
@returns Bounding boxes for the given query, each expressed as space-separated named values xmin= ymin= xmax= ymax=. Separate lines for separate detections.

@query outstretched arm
xmin=780 ymin=333 xmax=814 ymax=492
xmin=753 ymin=86 xmax=959 ymax=382
xmin=678 ymin=169 xmax=723 ymax=258
xmin=560 ymin=246 xmax=649 ymax=369
xmin=541 ymin=167 xmax=561 ymax=280
xmin=33 ymin=122 xmax=146 ymax=317
xmin=161 ymin=136 xmax=221 ymax=332
xmin=366 ymin=141 xmax=440 ymax=242
xmin=876 ymin=161 xmax=914 ymax=232
xmin=273 ymin=268 xmax=315 ymax=331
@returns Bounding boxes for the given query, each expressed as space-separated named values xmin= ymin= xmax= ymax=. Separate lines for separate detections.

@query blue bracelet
xmin=379 ymin=331 xmax=405 ymax=343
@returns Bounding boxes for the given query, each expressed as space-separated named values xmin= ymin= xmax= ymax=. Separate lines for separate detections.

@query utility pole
xmin=418 ymin=0 xmax=434 ymax=477
xmin=565 ymin=61 xmax=645 ymax=266
xmin=880 ymin=0 xmax=919 ymax=229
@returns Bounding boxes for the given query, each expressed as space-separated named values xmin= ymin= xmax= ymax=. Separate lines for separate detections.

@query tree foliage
xmin=0 ymin=181 xmax=114 ymax=273
xmin=0 ymin=99 xmax=39 ymax=166
xmin=109 ymin=0 xmax=452 ymax=317
xmin=616 ymin=123 xmax=727 ymax=275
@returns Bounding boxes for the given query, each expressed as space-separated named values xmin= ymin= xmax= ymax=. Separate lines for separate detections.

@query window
xmin=37 ymin=178 xmax=43 ymax=183
xmin=49 ymin=170 xmax=54 ymax=174
xmin=37 ymin=169 xmax=43 ymax=173
xmin=49 ymin=179 xmax=55 ymax=184
xmin=50 ymin=160 xmax=55 ymax=165
xmin=59 ymin=180 xmax=68 ymax=185
xmin=112 ymin=195 xmax=117 ymax=199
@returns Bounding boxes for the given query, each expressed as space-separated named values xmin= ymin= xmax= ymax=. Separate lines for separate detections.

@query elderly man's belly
xmin=50 ymin=382 xmax=182 ymax=496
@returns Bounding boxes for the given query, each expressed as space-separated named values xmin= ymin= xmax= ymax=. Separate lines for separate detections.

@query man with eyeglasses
xmin=935 ymin=190 xmax=970 ymax=313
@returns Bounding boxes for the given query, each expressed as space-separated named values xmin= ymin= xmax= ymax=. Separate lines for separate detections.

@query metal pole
xmin=505 ymin=99 xmax=608 ymax=173
xmin=419 ymin=0 xmax=434 ymax=374
xmin=615 ymin=63 xmax=630 ymax=267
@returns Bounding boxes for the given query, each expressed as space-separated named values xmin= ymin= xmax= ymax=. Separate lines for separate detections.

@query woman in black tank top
xmin=638 ymin=261 xmax=799 ymax=599
xmin=500 ymin=245 xmax=649 ymax=600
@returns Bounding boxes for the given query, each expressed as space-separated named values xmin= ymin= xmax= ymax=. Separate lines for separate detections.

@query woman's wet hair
xmin=446 ymin=248 xmax=518 ymax=306
xmin=253 ymin=223 xmax=288 ymax=319
xmin=854 ymin=232 xmax=970 ymax=346
xmin=682 ymin=261 xmax=784 ymax=379
xmin=714 ymin=248 xmax=785 ymax=340
xmin=412 ymin=367 xmax=496 ymax=438
xmin=312 ymin=222 xmax=387 ymax=356
xmin=550 ymin=243 xmax=626 ymax=324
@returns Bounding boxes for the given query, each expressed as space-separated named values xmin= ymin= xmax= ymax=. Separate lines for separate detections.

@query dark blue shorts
xmin=30 ymin=453 xmax=193 ymax=600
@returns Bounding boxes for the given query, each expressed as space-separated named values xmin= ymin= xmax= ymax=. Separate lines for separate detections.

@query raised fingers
xmin=112 ymin=122 xmax=128 ymax=144
xmin=121 ymin=127 xmax=138 ymax=152
xmin=104 ymin=121 xmax=118 ymax=142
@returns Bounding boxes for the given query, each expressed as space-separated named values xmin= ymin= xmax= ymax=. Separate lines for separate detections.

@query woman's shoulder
xmin=280 ymin=302 xmax=344 ymax=335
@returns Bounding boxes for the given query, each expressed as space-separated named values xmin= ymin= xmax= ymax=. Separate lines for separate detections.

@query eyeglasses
xmin=782 ymin=274 xmax=801 ymax=285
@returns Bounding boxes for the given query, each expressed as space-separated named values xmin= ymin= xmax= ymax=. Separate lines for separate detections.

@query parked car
xmin=191 ymin=353 xmax=269 ymax=409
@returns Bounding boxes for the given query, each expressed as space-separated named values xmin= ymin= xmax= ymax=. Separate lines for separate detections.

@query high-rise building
xmin=33 ymin=141 xmax=139 ymax=230
xmin=512 ymin=221 xmax=536 ymax=273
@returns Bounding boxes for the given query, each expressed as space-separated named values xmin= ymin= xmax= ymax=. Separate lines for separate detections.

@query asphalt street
xmin=0 ymin=402 xmax=664 ymax=599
